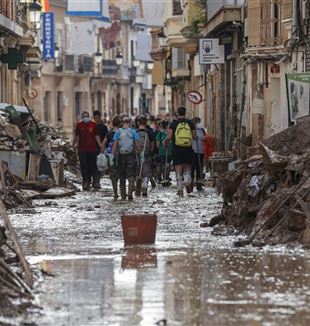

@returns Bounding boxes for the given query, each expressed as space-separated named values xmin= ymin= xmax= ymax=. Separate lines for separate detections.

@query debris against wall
xmin=210 ymin=118 xmax=310 ymax=247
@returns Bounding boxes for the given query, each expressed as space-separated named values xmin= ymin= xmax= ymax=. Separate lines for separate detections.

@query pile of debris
xmin=210 ymin=118 xmax=310 ymax=247
xmin=0 ymin=202 xmax=35 ymax=321
xmin=0 ymin=102 xmax=78 ymax=205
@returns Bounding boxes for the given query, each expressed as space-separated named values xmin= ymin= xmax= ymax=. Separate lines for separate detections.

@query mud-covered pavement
xmin=8 ymin=177 xmax=310 ymax=326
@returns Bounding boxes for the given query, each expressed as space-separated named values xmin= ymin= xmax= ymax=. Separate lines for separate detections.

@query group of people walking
xmin=74 ymin=106 xmax=214 ymax=200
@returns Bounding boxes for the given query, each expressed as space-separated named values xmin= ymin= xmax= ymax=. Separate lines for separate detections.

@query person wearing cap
xmin=74 ymin=111 xmax=103 ymax=191
xmin=93 ymin=111 xmax=108 ymax=189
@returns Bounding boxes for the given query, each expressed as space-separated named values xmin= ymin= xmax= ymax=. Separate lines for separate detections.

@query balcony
xmin=171 ymin=47 xmax=190 ymax=78
xmin=0 ymin=0 xmax=23 ymax=36
xmin=102 ymin=60 xmax=118 ymax=76
xmin=78 ymin=55 xmax=93 ymax=74
xmin=204 ymin=0 xmax=244 ymax=37
xmin=164 ymin=15 xmax=186 ymax=48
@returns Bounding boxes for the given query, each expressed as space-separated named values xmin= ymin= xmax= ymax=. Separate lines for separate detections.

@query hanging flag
xmin=40 ymin=0 xmax=50 ymax=13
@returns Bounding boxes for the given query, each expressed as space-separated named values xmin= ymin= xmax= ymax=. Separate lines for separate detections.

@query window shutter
xmin=282 ymin=0 xmax=293 ymax=20
xmin=247 ymin=0 xmax=262 ymax=47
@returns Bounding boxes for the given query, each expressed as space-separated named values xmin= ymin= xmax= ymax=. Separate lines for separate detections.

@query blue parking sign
xmin=43 ymin=13 xmax=55 ymax=60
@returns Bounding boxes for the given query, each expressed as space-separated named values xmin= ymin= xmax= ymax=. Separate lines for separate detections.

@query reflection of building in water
xmin=106 ymin=250 xmax=164 ymax=325
xmin=164 ymin=251 xmax=203 ymax=325
xmin=43 ymin=258 xmax=114 ymax=326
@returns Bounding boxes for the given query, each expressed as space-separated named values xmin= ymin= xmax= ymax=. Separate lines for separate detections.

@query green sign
xmin=286 ymin=73 xmax=310 ymax=84
xmin=0 ymin=48 xmax=24 ymax=70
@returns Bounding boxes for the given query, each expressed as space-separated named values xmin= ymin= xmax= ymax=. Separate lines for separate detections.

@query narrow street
xmin=10 ymin=177 xmax=310 ymax=326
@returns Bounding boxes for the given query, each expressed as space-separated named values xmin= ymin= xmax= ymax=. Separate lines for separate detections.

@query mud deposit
xmin=8 ymin=178 xmax=310 ymax=326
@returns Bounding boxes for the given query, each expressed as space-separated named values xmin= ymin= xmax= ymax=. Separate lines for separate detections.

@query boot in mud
xmin=142 ymin=177 xmax=149 ymax=197
xmin=92 ymin=175 xmax=101 ymax=190
xmin=120 ymin=178 xmax=126 ymax=200
xmin=136 ymin=179 xmax=142 ymax=197
xmin=83 ymin=182 xmax=90 ymax=191
xmin=150 ymin=177 xmax=156 ymax=188
xmin=128 ymin=178 xmax=134 ymax=200
xmin=112 ymin=179 xmax=118 ymax=200
xmin=176 ymin=173 xmax=183 ymax=196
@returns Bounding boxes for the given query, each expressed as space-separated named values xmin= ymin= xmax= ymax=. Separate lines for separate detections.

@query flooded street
xmin=10 ymin=178 xmax=310 ymax=326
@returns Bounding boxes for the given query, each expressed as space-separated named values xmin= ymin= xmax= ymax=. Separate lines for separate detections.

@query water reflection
xmin=33 ymin=250 xmax=310 ymax=326
xmin=121 ymin=246 xmax=157 ymax=269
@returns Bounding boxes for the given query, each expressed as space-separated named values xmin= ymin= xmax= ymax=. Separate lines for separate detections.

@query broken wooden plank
xmin=0 ymin=200 xmax=33 ymax=288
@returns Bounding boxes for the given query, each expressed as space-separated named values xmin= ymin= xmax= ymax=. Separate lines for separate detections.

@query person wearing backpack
xmin=191 ymin=117 xmax=206 ymax=192
xmin=165 ymin=106 xmax=197 ymax=196
xmin=112 ymin=117 xmax=140 ymax=200
xmin=156 ymin=120 xmax=173 ymax=182
xmin=102 ymin=115 xmax=121 ymax=200
xmin=135 ymin=116 xmax=155 ymax=197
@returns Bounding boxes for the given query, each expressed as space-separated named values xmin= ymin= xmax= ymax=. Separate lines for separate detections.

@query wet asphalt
xmin=8 ymin=176 xmax=310 ymax=326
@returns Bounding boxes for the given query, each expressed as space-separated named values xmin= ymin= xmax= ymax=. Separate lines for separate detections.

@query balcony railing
xmin=78 ymin=55 xmax=93 ymax=73
xmin=207 ymin=0 xmax=244 ymax=20
xmin=172 ymin=0 xmax=183 ymax=16
xmin=102 ymin=60 xmax=118 ymax=75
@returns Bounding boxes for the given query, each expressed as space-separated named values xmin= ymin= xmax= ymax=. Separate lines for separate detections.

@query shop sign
xmin=42 ymin=13 xmax=55 ymax=60
xmin=199 ymin=39 xmax=225 ymax=65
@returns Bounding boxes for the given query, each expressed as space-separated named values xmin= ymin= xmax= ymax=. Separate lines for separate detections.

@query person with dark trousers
xmin=74 ymin=111 xmax=103 ymax=191
xmin=191 ymin=117 xmax=206 ymax=191
xmin=165 ymin=106 xmax=197 ymax=196
xmin=93 ymin=110 xmax=108 ymax=189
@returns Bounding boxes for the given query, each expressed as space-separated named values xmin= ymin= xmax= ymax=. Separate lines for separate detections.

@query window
xmin=44 ymin=91 xmax=51 ymax=122
xmin=75 ymin=92 xmax=82 ymax=118
xmin=57 ymin=92 xmax=63 ymax=123
xmin=172 ymin=0 xmax=182 ymax=16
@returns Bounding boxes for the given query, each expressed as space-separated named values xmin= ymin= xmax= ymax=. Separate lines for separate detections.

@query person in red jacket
xmin=74 ymin=111 xmax=103 ymax=191
xmin=204 ymin=132 xmax=215 ymax=172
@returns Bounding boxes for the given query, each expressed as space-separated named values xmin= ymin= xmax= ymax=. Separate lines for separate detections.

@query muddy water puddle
xmin=9 ymin=178 xmax=310 ymax=325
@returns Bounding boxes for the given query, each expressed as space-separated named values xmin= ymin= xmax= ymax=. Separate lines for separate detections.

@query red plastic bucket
xmin=121 ymin=214 xmax=157 ymax=244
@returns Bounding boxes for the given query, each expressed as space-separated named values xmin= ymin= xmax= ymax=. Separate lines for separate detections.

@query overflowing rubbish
xmin=0 ymin=102 xmax=78 ymax=208
xmin=211 ymin=118 xmax=310 ymax=247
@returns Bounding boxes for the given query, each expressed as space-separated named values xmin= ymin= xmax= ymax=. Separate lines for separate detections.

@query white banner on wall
xmin=67 ymin=0 xmax=107 ymax=19
xmin=199 ymin=39 xmax=225 ymax=65
xmin=286 ymin=73 xmax=310 ymax=123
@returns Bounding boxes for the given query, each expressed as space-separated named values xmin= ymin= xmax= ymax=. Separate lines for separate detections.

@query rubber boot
xmin=83 ymin=181 xmax=90 ymax=191
xmin=136 ymin=178 xmax=142 ymax=197
xmin=128 ymin=178 xmax=134 ymax=200
xmin=176 ymin=173 xmax=183 ymax=196
xmin=142 ymin=177 xmax=149 ymax=197
xmin=92 ymin=175 xmax=101 ymax=190
xmin=111 ymin=179 xmax=118 ymax=200
xmin=150 ymin=177 xmax=156 ymax=188
xmin=120 ymin=178 xmax=126 ymax=200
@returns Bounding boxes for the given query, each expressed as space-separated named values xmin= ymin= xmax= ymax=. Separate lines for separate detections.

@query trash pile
xmin=0 ymin=205 xmax=35 ymax=321
xmin=211 ymin=118 xmax=310 ymax=247
xmin=0 ymin=103 xmax=78 ymax=206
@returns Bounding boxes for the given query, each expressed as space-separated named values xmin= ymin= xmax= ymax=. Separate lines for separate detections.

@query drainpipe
xmin=292 ymin=0 xmax=298 ymax=39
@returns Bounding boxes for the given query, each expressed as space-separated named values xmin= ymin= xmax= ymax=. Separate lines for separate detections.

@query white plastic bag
xmin=97 ymin=153 xmax=108 ymax=172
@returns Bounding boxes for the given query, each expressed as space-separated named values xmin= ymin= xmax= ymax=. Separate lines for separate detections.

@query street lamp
xmin=147 ymin=61 xmax=154 ymax=70
xmin=133 ymin=58 xmax=140 ymax=68
xmin=139 ymin=61 xmax=146 ymax=70
xmin=94 ymin=51 xmax=103 ymax=64
xmin=54 ymin=45 xmax=59 ymax=59
xmin=116 ymin=52 xmax=123 ymax=66
xmin=29 ymin=0 xmax=42 ymax=29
